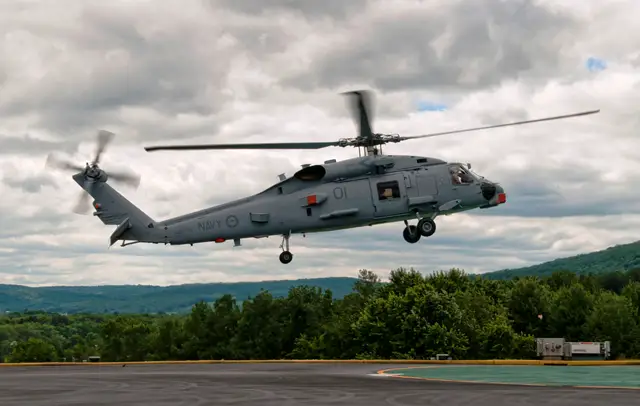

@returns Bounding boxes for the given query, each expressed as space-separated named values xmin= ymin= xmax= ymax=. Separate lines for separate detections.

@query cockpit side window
xmin=449 ymin=164 xmax=474 ymax=185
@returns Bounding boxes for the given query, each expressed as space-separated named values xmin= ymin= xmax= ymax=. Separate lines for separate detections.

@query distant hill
xmin=0 ymin=277 xmax=358 ymax=314
xmin=481 ymin=240 xmax=640 ymax=280
xmin=3 ymin=240 xmax=640 ymax=314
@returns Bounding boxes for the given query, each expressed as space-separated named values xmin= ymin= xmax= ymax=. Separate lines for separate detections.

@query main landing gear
xmin=402 ymin=213 xmax=436 ymax=244
xmin=279 ymin=231 xmax=293 ymax=264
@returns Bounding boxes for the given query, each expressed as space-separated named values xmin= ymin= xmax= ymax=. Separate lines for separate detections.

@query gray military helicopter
xmin=46 ymin=90 xmax=599 ymax=264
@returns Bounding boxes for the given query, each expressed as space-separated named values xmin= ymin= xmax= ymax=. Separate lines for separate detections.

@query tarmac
xmin=379 ymin=364 xmax=640 ymax=389
xmin=1 ymin=362 xmax=640 ymax=406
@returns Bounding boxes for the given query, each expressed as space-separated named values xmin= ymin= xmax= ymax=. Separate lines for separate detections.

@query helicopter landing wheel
xmin=403 ymin=225 xmax=421 ymax=244
xmin=279 ymin=251 xmax=293 ymax=264
xmin=279 ymin=232 xmax=293 ymax=264
xmin=417 ymin=218 xmax=436 ymax=237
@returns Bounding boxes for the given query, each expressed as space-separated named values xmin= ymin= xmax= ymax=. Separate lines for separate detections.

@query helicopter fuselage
xmin=151 ymin=154 xmax=506 ymax=247
xmin=60 ymin=88 xmax=596 ymax=264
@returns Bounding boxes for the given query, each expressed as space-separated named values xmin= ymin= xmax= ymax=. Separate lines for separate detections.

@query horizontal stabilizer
xmin=110 ymin=217 xmax=132 ymax=247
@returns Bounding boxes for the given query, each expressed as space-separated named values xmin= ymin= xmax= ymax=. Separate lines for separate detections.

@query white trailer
xmin=535 ymin=338 xmax=611 ymax=361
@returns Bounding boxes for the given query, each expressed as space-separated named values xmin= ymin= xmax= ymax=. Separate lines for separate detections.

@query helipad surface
xmin=378 ymin=365 xmax=640 ymax=389
xmin=1 ymin=363 xmax=640 ymax=405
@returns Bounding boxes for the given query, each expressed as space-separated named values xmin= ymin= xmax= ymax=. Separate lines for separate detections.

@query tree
xmin=546 ymin=284 xmax=594 ymax=340
xmin=507 ymin=277 xmax=551 ymax=336
xmin=7 ymin=338 xmax=57 ymax=363
xmin=622 ymin=281 xmax=640 ymax=315
xmin=586 ymin=292 xmax=638 ymax=358
xmin=3 ymin=268 xmax=640 ymax=363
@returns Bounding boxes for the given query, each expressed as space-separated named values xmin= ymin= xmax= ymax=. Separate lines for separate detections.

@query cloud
xmin=1 ymin=0 xmax=640 ymax=287
xmin=212 ymin=0 xmax=370 ymax=20
xmin=279 ymin=0 xmax=583 ymax=94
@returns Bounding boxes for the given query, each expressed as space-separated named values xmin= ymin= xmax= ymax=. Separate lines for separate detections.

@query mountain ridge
xmin=3 ymin=240 xmax=639 ymax=314
xmin=0 ymin=277 xmax=358 ymax=314
xmin=480 ymin=240 xmax=640 ymax=280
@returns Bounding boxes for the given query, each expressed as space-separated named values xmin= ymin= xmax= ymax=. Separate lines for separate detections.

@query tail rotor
xmin=45 ymin=130 xmax=141 ymax=214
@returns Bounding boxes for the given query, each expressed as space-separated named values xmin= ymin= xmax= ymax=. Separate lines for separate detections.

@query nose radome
xmin=480 ymin=182 xmax=497 ymax=200
xmin=495 ymin=184 xmax=506 ymax=204
xmin=480 ymin=182 xmax=506 ymax=205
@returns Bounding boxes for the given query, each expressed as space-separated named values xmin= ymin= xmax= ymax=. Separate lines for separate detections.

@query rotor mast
xmin=366 ymin=145 xmax=378 ymax=156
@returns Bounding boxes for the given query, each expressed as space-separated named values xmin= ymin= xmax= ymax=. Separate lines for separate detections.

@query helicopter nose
xmin=494 ymin=184 xmax=506 ymax=205
xmin=480 ymin=182 xmax=506 ymax=205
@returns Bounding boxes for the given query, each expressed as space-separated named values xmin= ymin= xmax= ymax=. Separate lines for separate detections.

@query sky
xmin=1 ymin=0 xmax=639 ymax=287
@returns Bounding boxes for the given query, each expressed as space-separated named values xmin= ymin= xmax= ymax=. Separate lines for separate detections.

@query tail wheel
xmin=279 ymin=251 xmax=293 ymax=264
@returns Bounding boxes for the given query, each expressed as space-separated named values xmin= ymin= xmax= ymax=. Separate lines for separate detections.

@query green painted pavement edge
xmin=377 ymin=365 xmax=640 ymax=389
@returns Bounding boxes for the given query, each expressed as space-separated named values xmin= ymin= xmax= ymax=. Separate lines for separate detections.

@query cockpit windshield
xmin=448 ymin=163 xmax=479 ymax=185
xmin=466 ymin=167 xmax=484 ymax=181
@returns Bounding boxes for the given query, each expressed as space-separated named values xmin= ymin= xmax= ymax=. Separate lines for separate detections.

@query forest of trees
xmin=2 ymin=267 xmax=640 ymax=363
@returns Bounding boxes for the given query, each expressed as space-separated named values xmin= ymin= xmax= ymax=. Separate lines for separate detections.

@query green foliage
xmin=7 ymin=337 xmax=57 ymax=362
xmin=3 ymin=267 xmax=640 ymax=363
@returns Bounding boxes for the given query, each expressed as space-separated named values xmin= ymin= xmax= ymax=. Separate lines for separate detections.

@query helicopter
xmin=46 ymin=90 xmax=599 ymax=264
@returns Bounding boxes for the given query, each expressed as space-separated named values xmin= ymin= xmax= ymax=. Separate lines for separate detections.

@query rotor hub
xmin=337 ymin=133 xmax=402 ymax=149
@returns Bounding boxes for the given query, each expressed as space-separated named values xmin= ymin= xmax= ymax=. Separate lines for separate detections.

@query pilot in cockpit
xmin=450 ymin=167 xmax=462 ymax=184
xmin=450 ymin=166 xmax=474 ymax=185
xmin=458 ymin=170 xmax=474 ymax=184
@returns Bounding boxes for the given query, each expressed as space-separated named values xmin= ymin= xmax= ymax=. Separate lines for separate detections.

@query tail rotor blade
xmin=93 ymin=130 xmax=115 ymax=165
xmin=46 ymin=153 xmax=84 ymax=172
xmin=73 ymin=192 xmax=90 ymax=214
xmin=45 ymin=128 xmax=142 ymax=215
xmin=72 ymin=181 xmax=93 ymax=214
xmin=108 ymin=170 xmax=141 ymax=189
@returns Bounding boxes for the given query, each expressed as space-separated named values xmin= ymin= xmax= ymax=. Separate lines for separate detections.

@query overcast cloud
xmin=1 ymin=0 xmax=639 ymax=286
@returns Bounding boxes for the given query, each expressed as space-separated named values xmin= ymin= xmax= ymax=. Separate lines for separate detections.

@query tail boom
xmin=72 ymin=173 xmax=164 ymax=246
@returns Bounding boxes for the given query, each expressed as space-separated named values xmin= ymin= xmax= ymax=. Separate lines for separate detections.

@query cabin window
xmin=277 ymin=186 xmax=283 ymax=194
xmin=306 ymin=208 xmax=312 ymax=216
xmin=377 ymin=181 xmax=400 ymax=200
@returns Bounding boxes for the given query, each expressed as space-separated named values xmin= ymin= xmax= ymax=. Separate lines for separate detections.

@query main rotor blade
xmin=342 ymin=90 xmax=375 ymax=140
xmin=144 ymin=141 xmax=341 ymax=152
xmin=93 ymin=130 xmax=115 ymax=165
xmin=398 ymin=109 xmax=600 ymax=141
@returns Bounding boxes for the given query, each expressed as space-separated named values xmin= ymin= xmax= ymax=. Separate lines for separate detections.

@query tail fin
xmin=72 ymin=173 xmax=163 ymax=246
